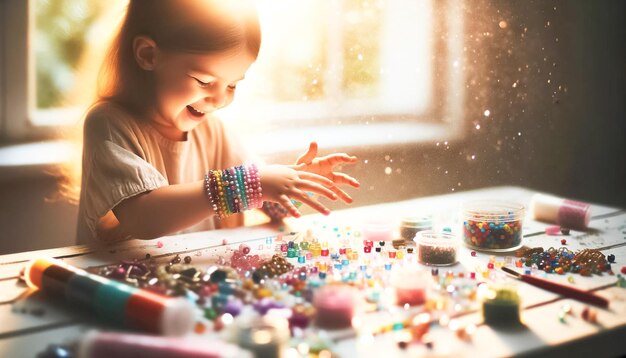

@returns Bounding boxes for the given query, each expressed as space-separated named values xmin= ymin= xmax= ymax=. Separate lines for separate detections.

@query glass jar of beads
xmin=398 ymin=215 xmax=432 ymax=247
xmin=479 ymin=283 xmax=521 ymax=327
xmin=414 ymin=230 xmax=459 ymax=266
xmin=461 ymin=200 xmax=525 ymax=253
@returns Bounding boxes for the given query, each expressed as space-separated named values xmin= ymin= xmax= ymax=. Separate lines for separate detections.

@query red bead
xmin=621 ymin=266 xmax=626 ymax=275
xmin=560 ymin=239 xmax=567 ymax=245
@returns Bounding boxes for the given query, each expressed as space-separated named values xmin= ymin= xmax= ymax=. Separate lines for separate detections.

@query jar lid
xmin=400 ymin=215 xmax=432 ymax=228
xmin=462 ymin=200 xmax=525 ymax=221
xmin=414 ymin=230 xmax=458 ymax=247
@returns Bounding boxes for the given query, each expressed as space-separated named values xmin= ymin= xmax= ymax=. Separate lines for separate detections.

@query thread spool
xmin=25 ymin=257 xmax=195 ymax=336
xmin=530 ymin=193 xmax=591 ymax=230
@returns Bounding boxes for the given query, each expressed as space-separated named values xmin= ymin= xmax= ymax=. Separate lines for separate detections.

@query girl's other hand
xmin=292 ymin=142 xmax=360 ymax=203
xmin=258 ymin=164 xmax=340 ymax=218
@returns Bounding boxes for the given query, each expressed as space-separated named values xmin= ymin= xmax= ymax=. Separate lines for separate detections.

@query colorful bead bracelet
xmin=204 ymin=164 xmax=263 ymax=219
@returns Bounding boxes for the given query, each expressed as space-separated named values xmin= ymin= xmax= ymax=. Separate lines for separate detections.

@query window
xmin=1 ymin=0 xmax=465 ymax=150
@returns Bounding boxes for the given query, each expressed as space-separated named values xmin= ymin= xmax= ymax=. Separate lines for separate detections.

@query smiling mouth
xmin=186 ymin=105 xmax=206 ymax=118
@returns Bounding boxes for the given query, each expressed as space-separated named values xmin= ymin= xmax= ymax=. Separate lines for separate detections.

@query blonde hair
xmin=99 ymin=0 xmax=261 ymax=114
xmin=56 ymin=0 xmax=261 ymax=204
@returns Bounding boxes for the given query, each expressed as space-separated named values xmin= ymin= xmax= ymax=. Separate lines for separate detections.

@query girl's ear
xmin=133 ymin=36 xmax=159 ymax=70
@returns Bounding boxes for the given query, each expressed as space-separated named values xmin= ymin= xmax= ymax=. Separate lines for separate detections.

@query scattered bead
xmin=184 ymin=256 xmax=192 ymax=264
xmin=560 ymin=228 xmax=570 ymax=235
xmin=545 ymin=226 xmax=561 ymax=236
xmin=156 ymin=241 xmax=164 ymax=248
xmin=560 ymin=239 xmax=567 ymax=245
xmin=194 ymin=322 xmax=206 ymax=334
xmin=607 ymin=254 xmax=615 ymax=263
xmin=581 ymin=307 xmax=597 ymax=324
xmin=471 ymin=251 xmax=477 ymax=257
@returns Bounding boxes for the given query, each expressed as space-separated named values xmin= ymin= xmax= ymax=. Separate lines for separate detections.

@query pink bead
xmin=545 ymin=225 xmax=561 ymax=236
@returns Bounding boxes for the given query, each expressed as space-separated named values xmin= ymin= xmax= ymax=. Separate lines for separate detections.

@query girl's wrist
xmin=204 ymin=164 xmax=263 ymax=219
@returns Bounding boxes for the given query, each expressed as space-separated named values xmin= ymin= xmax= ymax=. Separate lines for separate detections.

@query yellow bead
xmin=254 ymin=287 xmax=272 ymax=299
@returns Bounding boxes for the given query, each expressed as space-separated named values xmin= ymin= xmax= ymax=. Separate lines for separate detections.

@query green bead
xmin=204 ymin=307 xmax=217 ymax=320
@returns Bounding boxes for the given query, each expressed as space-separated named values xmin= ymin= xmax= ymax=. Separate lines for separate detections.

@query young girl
xmin=77 ymin=0 xmax=360 ymax=243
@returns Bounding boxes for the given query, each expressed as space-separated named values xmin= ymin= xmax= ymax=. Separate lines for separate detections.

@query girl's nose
xmin=206 ymin=89 xmax=227 ymax=109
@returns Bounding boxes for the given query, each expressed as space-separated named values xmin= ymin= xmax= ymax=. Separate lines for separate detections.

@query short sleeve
xmin=80 ymin=140 xmax=168 ymax=239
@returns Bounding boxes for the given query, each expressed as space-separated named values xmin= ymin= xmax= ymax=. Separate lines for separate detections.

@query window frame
xmin=1 ymin=0 xmax=466 ymax=148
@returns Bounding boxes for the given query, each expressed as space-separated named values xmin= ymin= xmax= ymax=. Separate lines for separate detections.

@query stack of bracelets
xmin=204 ymin=164 xmax=263 ymax=219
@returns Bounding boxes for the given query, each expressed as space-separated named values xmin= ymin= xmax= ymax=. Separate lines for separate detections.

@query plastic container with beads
xmin=391 ymin=267 xmax=429 ymax=306
xmin=462 ymin=200 xmax=525 ymax=253
xmin=313 ymin=284 xmax=359 ymax=330
xmin=480 ymin=283 xmax=522 ymax=327
xmin=414 ymin=230 xmax=459 ymax=266
xmin=397 ymin=215 xmax=432 ymax=247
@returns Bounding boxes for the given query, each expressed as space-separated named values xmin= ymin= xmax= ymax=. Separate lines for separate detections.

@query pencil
xmin=501 ymin=266 xmax=609 ymax=308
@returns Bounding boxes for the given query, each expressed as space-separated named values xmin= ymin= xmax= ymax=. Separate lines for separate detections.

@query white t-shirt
xmin=77 ymin=101 xmax=250 ymax=243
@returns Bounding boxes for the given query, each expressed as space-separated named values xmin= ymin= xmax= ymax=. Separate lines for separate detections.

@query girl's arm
xmin=113 ymin=181 xmax=210 ymax=239
xmin=113 ymin=164 xmax=340 ymax=239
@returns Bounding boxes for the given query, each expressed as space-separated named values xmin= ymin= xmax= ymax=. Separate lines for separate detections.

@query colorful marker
xmin=25 ymin=257 xmax=195 ymax=336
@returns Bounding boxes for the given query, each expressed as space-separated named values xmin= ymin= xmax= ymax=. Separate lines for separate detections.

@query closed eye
xmin=192 ymin=77 xmax=212 ymax=88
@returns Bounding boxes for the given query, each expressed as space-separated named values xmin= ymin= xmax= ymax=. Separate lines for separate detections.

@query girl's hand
xmin=292 ymin=142 xmax=360 ymax=203
xmin=259 ymin=164 xmax=340 ymax=218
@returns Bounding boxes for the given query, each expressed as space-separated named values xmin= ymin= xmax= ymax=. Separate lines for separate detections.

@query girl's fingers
xmin=298 ymin=171 xmax=335 ymax=187
xmin=297 ymin=181 xmax=338 ymax=201
xmin=278 ymin=194 xmax=301 ymax=218
xmin=331 ymin=172 xmax=361 ymax=188
xmin=294 ymin=190 xmax=331 ymax=216
xmin=328 ymin=185 xmax=353 ymax=204
xmin=319 ymin=154 xmax=358 ymax=166
xmin=295 ymin=142 xmax=318 ymax=165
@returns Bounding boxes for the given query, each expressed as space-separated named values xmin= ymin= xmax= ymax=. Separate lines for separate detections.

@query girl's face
xmin=148 ymin=47 xmax=255 ymax=141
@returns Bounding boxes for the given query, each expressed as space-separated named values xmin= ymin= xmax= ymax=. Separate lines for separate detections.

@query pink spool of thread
xmin=530 ymin=194 xmax=591 ymax=231
xmin=313 ymin=284 xmax=359 ymax=330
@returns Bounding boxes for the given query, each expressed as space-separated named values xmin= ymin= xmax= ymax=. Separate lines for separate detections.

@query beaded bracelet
xmin=204 ymin=164 xmax=263 ymax=219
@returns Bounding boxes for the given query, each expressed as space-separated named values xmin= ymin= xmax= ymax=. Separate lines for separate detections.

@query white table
xmin=1 ymin=186 xmax=625 ymax=357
